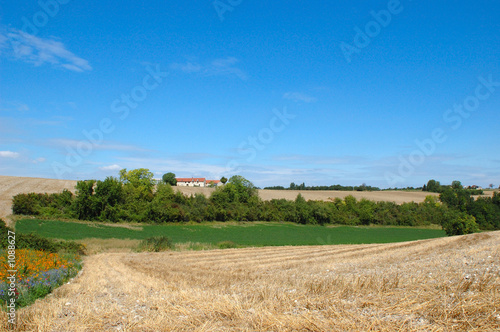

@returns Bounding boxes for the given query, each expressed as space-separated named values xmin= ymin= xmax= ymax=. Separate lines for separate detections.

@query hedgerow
xmin=11 ymin=170 xmax=500 ymax=235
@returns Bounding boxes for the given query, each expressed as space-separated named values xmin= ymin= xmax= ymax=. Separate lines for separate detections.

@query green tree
xmin=294 ymin=193 xmax=310 ymax=224
xmin=426 ymin=179 xmax=441 ymax=193
xmin=439 ymin=188 xmax=458 ymax=208
xmin=211 ymin=175 xmax=257 ymax=205
xmin=119 ymin=168 xmax=155 ymax=201
xmin=451 ymin=180 xmax=463 ymax=190
xmin=228 ymin=175 xmax=257 ymax=203
xmin=493 ymin=192 xmax=500 ymax=207
xmin=119 ymin=168 xmax=155 ymax=189
xmin=94 ymin=177 xmax=124 ymax=221
xmin=73 ymin=180 xmax=97 ymax=220
xmin=162 ymin=172 xmax=177 ymax=186
xmin=442 ymin=211 xmax=479 ymax=236
xmin=358 ymin=199 xmax=375 ymax=224
xmin=220 ymin=176 xmax=228 ymax=185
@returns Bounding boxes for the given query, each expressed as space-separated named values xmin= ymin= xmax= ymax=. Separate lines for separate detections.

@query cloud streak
xmin=99 ymin=164 xmax=122 ymax=171
xmin=0 ymin=151 xmax=20 ymax=158
xmin=283 ymin=92 xmax=317 ymax=103
xmin=170 ymin=57 xmax=247 ymax=80
xmin=49 ymin=139 xmax=148 ymax=152
xmin=1 ymin=28 xmax=92 ymax=72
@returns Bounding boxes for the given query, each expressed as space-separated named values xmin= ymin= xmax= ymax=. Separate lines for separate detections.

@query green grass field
xmin=15 ymin=219 xmax=446 ymax=247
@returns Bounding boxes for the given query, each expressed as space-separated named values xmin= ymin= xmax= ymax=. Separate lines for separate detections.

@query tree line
xmin=264 ymin=182 xmax=381 ymax=191
xmin=423 ymin=179 xmax=484 ymax=195
xmin=11 ymin=169 xmax=500 ymax=235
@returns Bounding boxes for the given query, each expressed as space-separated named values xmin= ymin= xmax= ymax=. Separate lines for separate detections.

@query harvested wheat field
xmin=257 ymin=189 xmax=442 ymax=204
xmin=7 ymin=231 xmax=500 ymax=331
xmin=0 ymin=176 xmax=77 ymax=220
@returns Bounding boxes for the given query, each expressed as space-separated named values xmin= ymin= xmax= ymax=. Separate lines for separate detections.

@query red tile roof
xmin=176 ymin=178 xmax=206 ymax=182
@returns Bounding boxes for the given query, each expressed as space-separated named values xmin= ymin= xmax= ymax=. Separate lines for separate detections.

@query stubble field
xmin=4 ymin=231 xmax=499 ymax=331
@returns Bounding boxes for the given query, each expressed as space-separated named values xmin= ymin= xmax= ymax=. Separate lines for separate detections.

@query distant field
xmin=15 ymin=219 xmax=446 ymax=247
xmin=0 ymin=175 xmax=77 ymax=219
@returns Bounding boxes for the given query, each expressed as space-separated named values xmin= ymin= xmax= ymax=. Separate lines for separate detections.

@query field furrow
xmin=6 ymin=231 xmax=499 ymax=331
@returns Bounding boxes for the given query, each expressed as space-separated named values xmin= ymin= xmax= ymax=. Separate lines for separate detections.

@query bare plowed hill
xmin=7 ymin=231 xmax=500 ymax=331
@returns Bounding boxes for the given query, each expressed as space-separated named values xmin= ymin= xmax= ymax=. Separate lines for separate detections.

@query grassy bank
xmin=15 ymin=219 xmax=446 ymax=247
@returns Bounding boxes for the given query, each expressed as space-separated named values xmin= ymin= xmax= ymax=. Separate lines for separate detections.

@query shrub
xmin=442 ymin=211 xmax=479 ymax=236
xmin=12 ymin=193 xmax=42 ymax=215
xmin=137 ymin=236 xmax=173 ymax=252
xmin=217 ymin=241 xmax=238 ymax=249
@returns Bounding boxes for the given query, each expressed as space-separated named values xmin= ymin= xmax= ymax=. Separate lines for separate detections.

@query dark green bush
xmin=137 ymin=236 xmax=173 ymax=252
xmin=12 ymin=193 xmax=43 ymax=215
xmin=217 ymin=241 xmax=237 ymax=249
xmin=441 ymin=211 xmax=479 ymax=236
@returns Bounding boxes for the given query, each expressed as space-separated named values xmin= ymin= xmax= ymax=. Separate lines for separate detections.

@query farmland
xmin=3 ymin=231 xmax=499 ymax=331
xmin=15 ymin=218 xmax=446 ymax=248
xmin=2 ymin=175 xmax=500 ymax=330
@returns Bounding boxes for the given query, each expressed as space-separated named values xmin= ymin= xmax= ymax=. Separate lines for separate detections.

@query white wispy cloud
xmin=207 ymin=57 xmax=247 ymax=80
xmin=170 ymin=57 xmax=247 ymax=80
xmin=283 ymin=92 xmax=317 ymax=103
xmin=27 ymin=118 xmax=70 ymax=127
xmin=1 ymin=28 xmax=92 ymax=72
xmin=0 ymin=33 xmax=7 ymax=53
xmin=272 ymin=154 xmax=362 ymax=165
xmin=0 ymin=101 xmax=30 ymax=112
xmin=99 ymin=164 xmax=122 ymax=171
xmin=0 ymin=151 xmax=20 ymax=158
xmin=50 ymin=139 xmax=148 ymax=152
xmin=170 ymin=62 xmax=202 ymax=73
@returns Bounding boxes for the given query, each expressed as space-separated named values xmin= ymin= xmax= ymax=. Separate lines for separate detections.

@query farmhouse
xmin=176 ymin=178 xmax=221 ymax=187
xmin=206 ymin=179 xmax=221 ymax=187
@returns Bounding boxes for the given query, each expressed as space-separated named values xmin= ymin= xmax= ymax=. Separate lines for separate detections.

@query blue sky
xmin=0 ymin=1 xmax=499 ymax=188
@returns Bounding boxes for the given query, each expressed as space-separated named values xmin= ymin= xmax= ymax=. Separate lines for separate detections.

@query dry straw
xmin=3 ymin=231 xmax=500 ymax=331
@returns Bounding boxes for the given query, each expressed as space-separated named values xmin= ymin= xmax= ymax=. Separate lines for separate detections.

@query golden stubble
xmin=4 ymin=231 xmax=499 ymax=331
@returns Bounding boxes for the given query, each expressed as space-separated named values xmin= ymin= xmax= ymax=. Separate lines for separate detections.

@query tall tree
xmin=119 ymin=168 xmax=155 ymax=188
xmin=162 ymin=172 xmax=177 ymax=186
xmin=426 ymin=179 xmax=441 ymax=193
xmin=119 ymin=168 xmax=155 ymax=201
